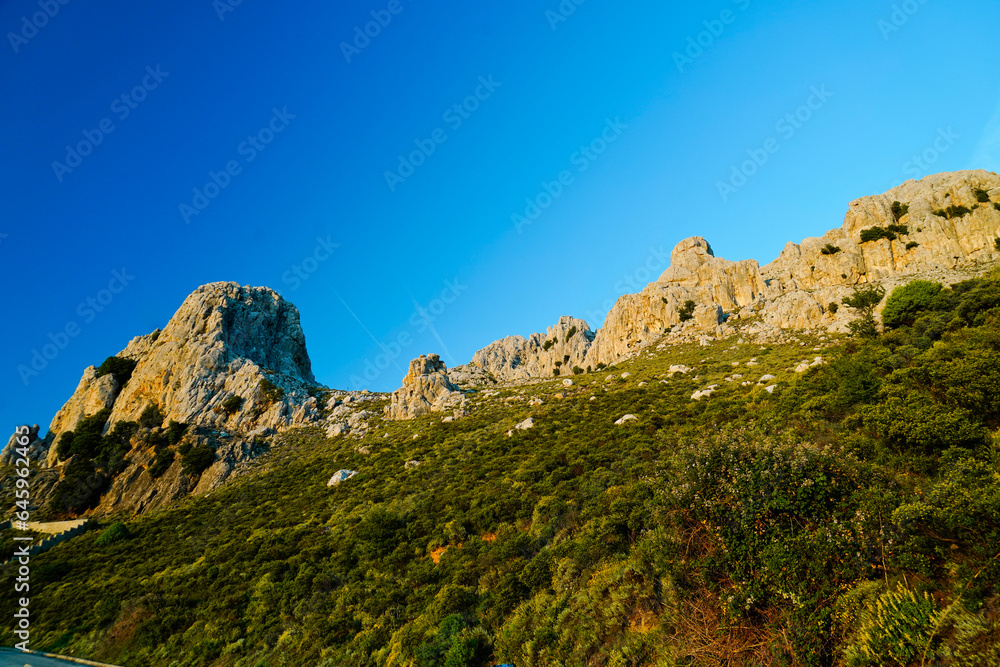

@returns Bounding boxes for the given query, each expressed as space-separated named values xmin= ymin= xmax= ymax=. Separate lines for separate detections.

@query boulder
xmin=327 ymin=470 xmax=358 ymax=487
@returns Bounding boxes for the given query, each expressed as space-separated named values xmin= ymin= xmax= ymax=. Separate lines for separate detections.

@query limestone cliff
xmin=468 ymin=316 xmax=595 ymax=381
xmin=386 ymin=354 xmax=465 ymax=420
xmin=588 ymin=170 xmax=1000 ymax=365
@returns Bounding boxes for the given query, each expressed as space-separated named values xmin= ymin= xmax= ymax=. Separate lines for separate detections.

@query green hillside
xmin=4 ymin=270 xmax=1000 ymax=666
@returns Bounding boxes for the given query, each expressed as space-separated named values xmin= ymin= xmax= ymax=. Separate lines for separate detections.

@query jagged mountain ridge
xmin=455 ymin=169 xmax=1000 ymax=382
xmin=8 ymin=169 xmax=1000 ymax=515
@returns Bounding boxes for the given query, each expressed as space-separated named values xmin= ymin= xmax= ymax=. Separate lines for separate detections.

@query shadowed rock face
xmin=386 ymin=354 xmax=465 ymax=420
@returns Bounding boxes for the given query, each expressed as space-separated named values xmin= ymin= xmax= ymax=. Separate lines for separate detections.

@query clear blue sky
xmin=2 ymin=0 xmax=999 ymax=433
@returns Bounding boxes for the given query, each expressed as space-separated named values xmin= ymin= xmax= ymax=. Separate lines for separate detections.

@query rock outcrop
xmin=105 ymin=282 xmax=319 ymax=434
xmin=32 ymin=282 xmax=329 ymax=516
xmin=469 ymin=316 xmax=596 ymax=382
xmin=386 ymin=354 xmax=465 ymax=420
xmin=588 ymin=170 xmax=1000 ymax=365
xmin=0 ymin=425 xmax=47 ymax=465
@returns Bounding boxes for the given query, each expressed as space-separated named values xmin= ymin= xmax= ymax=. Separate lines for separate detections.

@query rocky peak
xmin=469 ymin=316 xmax=596 ymax=382
xmin=41 ymin=282 xmax=322 ymax=466
xmin=386 ymin=354 xmax=464 ymax=420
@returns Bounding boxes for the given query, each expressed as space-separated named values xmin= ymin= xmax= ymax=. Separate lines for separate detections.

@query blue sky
xmin=2 ymin=0 xmax=999 ymax=433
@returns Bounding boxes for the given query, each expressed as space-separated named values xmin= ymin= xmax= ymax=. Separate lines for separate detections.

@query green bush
xmin=828 ymin=302 xmax=839 ymax=314
xmin=139 ymin=405 xmax=164 ymax=429
xmin=55 ymin=431 xmax=76 ymax=461
xmin=844 ymin=584 xmax=939 ymax=666
xmin=678 ymin=300 xmax=696 ymax=322
xmin=148 ymin=447 xmax=175 ymax=479
xmin=974 ymin=188 xmax=991 ymax=203
xmin=166 ymin=420 xmax=188 ymax=446
xmin=571 ymin=366 xmax=583 ymax=375
xmin=94 ymin=356 xmax=138 ymax=386
xmin=843 ymin=284 xmax=886 ymax=338
xmin=933 ymin=205 xmax=973 ymax=219
xmin=995 ymin=238 xmax=1000 ymax=251
xmin=860 ymin=225 xmax=908 ymax=243
xmin=259 ymin=378 xmax=284 ymax=405
xmin=565 ymin=326 xmax=577 ymax=341
xmin=220 ymin=395 xmax=244 ymax=415
xmin=542 ymin=339 xmax=555 ymax=351
xmin=95 ymin=521 xmax=131 ymax=546
xmin=891 ymin=201 xmax=909 ymax=221
xmin=821 ymin=243 xmax=842 ymax=255
xmin=882 ymin=280 xmax=943 ymax=329
xmin=64 ymin=408 xmax=112 ymax=459
xmin=181 ymin=445 xmax=215 ymax=476
xmin=852 ymin=387 xmax=987 ymax=454
xmin=906 ymin=241 xmax=919 ymax=250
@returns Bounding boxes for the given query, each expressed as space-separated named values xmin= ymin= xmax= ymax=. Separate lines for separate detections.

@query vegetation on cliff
xmin=3 ymin=270 xmax=1000 ymax=666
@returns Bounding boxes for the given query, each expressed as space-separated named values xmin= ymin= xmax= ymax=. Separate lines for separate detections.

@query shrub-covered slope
xmin=4 ymin=271 xmax=1000 ymax=666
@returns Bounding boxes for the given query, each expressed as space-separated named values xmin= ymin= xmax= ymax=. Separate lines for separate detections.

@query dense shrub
xmin=259 ymin=378 xmax=284 ymax=404
xmin=94 ymin=356 xmax=138 ymax=386
xmin=843 ymin=284 xmax=885 ymax=338
xmin=220 ymin=395 xmax=244 ymax=415
xmin=932 ymin=205 xmax=973 ymax=219
xmin=542 ymin=339 xmax=555 ymax=352
xmin=565 ymin=326 xmax=577 ymax=341
xmin=891 ymin=200 xmax=909 ymax=221
xmin=166 ymin=420 xmax=188 ymax=446
xmin=148 ymin=447 xmax=175 ymax=478
xmin=974 ymin=188 xmax=991 ymax=203
xmin=95 ymin=521 xmax=131 ymax=546
xmin=828 ymin=302 xmax=839 ymax=314
xmin=678 ymin=300 xmax=696 ymax=322
xmin=571 ymin=366 xmax=583 ymax=375
xmin=821 ymin=243 xmax=841 ymax=255
xmin=905 ymin=241 xmax=919 ymax=250
xmin=860 ymin=225 xmax=908 ymax=243
xmin=139 ymin=405 xmax=164 ymax=429
xmin=881 ymin=280 xmax=943 ymax=329
xmin=180 ymin=445 xmax=215 ymax=476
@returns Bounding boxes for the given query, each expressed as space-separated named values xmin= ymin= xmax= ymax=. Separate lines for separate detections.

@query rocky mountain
xmin=468 ymin=316 xmax=596 ymax=381
xmin=6 ymin=170 xmax=1000 ymax=517
xmin=16 ymin=282 xmax=343 ymax=515
xmin=386 ymin=354 xmax=465 ymax=420
xmin=381 ymin=171 xmax=1000 ymax=421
